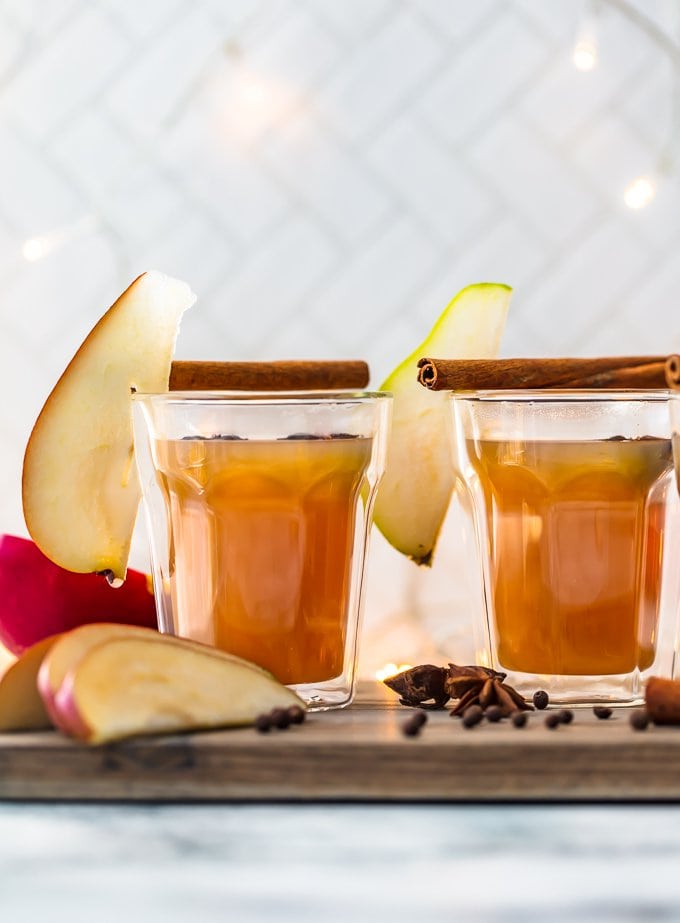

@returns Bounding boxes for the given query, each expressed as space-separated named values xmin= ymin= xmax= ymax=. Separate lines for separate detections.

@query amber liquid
xmin=154 ymin=436 xmax=372 ymax=685
xmin=469 ymin=438 xmax=672 ymax=675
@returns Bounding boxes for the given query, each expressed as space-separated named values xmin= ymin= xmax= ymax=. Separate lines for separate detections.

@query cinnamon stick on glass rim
xmin=416 ymin=356 xmax=670 ymax=391
xmin=169 ymin=359 xmax=369 ymax=392
xmin=665 ymin=355 xmax=680 ymax=389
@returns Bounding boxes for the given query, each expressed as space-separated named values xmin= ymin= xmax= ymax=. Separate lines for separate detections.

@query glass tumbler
xmin=450 ymin=390 xmax=680 ymax=705
xmin=132 ymin=390 xmax=392 ymax=710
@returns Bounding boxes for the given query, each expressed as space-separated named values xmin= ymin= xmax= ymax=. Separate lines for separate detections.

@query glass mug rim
xmin=132 ymin=389 xmax=392 ymax=407
xmin=449 ymin=388 xmax=671 ymax=404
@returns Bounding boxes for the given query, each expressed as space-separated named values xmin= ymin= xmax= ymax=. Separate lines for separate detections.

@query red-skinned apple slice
xmin=37 ymin=623 xmax=160 ymax=732
xmin=50 ymin=634 xmax=305 ymax=744
xmin=38 ymin=622 xmax=274 ymax=734
xmin=22 ymin=271 xmax=196 ymax=580
xmin=0 ymin=535 xmax=156 ymax=655
xmin=0 ymin=635 xmax=60 ymax=732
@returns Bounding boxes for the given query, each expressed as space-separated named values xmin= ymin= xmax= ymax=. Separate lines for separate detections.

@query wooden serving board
xmin=2 ymin=683 xmax=680 ymax=802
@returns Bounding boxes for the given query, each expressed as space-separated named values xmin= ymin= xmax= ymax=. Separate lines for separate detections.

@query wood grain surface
xmin=1 ymin=683 xmax=679 ymax=802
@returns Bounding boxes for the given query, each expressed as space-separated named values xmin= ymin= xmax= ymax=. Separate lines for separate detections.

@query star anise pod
xmin=445 ymin=663 xmax=532 ymax=717
xmin=383 ymin=664 xmax=449 ymax=709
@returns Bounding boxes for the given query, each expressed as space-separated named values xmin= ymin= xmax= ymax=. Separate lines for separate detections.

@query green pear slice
xmin=374 ymin=283 xmax=512 ymax=565
xmin=22 ymin=272 xmax=196 ymax=579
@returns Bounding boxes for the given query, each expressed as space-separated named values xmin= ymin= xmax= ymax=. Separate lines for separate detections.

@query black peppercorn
xmin=462 ymin=705 xmax=483 ymax=728
xmin=594 ymin=706 xmax=613 ymax=720
xmin=402 ymin=717 xmax=422 ymax=737
xmin=533 ymin=690 xmax=549 ymax=710
xmin=401 ymin=709 xmax=427 ymax=737
xmin=545 ymin=712 xmax=561 ymax=729
xmin=270 ymin=708 xmax=291 ymax=729
xmin=287 ymin=705 xmax=306 ymax=725
xmin=485 ymin=704 xmax=503 ymax=723
xmin=511 ymin=711 xmax=528 ymax=728
xmin=557 ymin=709 xmax=574 ymax=725
xmin=411 ymin=709 xmax=428 ymax=728
xmin=630 ymin=710 xmax=649 ymax=731
xmin=255 ymin=714 xmax=272 ymax=733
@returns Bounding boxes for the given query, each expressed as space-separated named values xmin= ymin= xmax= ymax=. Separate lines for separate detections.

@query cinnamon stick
xmin=646 ymin=677 xmax=680 ymax=725
xmin=416 ymin=357 xmax=669 ymax=391
xmin=169 ymin=360 xmax=369 ymax=392
xmin=665 ymin=355 xmax=680 ymax=389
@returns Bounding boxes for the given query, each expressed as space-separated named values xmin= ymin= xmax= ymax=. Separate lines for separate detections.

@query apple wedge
xmin=38 ymin=622 xmax=275 ymax=733
xmin=374 ymin=283 xmax=511 ymax=564
xmin=37 ymin=623 xmax=162 ymax=731
xmin=50 ymin=634 xmax=305 ymax=744
xmin=0 ymin=535 xmax=156 ymax=655
xmin=22 ymin=271 xmax=196 ymax=580
xmin=0 ymin=635 xmax=60 ymax=732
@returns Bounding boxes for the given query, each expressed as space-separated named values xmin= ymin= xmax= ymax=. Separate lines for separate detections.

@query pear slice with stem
xmin=22 ymin=272 xmax=196 ymax=580
xmin=374 ymin=283 xmax=511 ymax=565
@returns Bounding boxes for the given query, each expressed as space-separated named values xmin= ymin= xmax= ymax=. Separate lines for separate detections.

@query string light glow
xmin=22 ymin=236 xmax=52 ymax=262
xmin=375 ymin=662 xmax=412 ymax=682
xmin=623 ymin=175 xmax=657 ymax=209
xmin=21 ymin=216 xmax=96 ymax=263
xmin=573 ymin=39 xmax=598 ymax=71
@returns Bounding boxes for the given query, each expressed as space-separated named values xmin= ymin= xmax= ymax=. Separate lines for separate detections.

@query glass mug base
xmin=290 ymin=677 xmax=355 ymax=711
xmin=501 ymin=668 xmax=646 ymax=707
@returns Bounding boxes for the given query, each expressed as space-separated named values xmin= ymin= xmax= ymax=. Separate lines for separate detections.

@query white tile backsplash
xmin=106 ymin=7 xmax=223 ymax=140
xmin=0 ymin=127 xmax=82 ymax=234
xmin=471 ymin=117 xmax=601 ymax=245
xmin=1 ymin=0 xmax=680 ymax=673
xmin=312 ymin=218 xmax=439 ymax=348
xmin=4 ymin=6 xmax=128 ymax=139
xmin=366 ymin=114 xmax=497 ymax=246
xmin=421 ymin=9 xmax=550 ymax=147
xmin=262 ymin=117 xmax=392 ymax=245
xmin=319 ymin=9 xmax=443 ymax=141
xmin=210 ymin=214 xmax=337 ymax=352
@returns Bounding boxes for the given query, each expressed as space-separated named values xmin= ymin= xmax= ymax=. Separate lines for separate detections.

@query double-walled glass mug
xmin=451 ymin=390 xmax=680 ymax=705
xmin=132 ymin=390 xmax=392 ymax=710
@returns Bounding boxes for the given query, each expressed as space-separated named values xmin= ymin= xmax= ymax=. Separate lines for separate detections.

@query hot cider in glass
xmin=153 ymin=434 xmax=373 ymax=685
xmin=468 ymin=435 xmax=672 ymax=676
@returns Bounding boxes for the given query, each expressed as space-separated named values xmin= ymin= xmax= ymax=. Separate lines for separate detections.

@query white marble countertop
xmin=2 ymin=804 xmax=680 ymax=922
